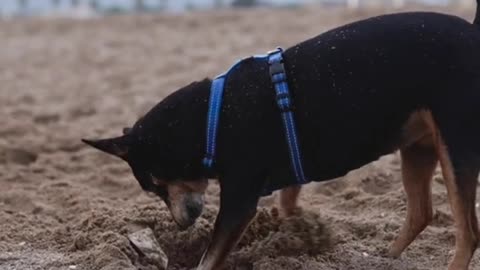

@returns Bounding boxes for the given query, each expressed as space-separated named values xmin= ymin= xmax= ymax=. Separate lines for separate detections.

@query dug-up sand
xmin=1 ymin=5 xmax=480 ymax=270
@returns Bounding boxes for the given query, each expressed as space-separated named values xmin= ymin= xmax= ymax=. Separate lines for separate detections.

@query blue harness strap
xmin=202 ymin=76 xmax=226 ymax=168
xmin=203 ymin=48 xmax=308 ymax=185
xmin=203 ymin=58 xmax=244 ymax=168
xmin=267 ymin=48 xmax=307 ymax=184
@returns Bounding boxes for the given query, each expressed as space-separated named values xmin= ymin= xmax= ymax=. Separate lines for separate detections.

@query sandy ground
xmin=1 ymin=5 xmax=480 ymax=270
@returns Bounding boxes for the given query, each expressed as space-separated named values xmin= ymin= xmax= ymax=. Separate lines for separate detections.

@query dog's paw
xmin=383 ymin=246 xmax=402 ymax=259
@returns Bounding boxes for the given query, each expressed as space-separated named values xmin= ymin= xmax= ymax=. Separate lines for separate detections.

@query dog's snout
xmin=186 ymin=201 xmax=202 ymax=220
xmin=167 ymin=191 xmax=204 ymax=230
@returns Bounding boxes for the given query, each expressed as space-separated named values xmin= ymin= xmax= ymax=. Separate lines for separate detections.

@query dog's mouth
xmin=148 ymin=178 xmax=207 ymax=230
xmin=167 ymin=192 xmax=204 ymax=230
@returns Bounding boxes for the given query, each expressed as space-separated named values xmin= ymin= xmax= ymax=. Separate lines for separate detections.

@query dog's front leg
xmin=196 ymin=173 xmax=263 ymax=270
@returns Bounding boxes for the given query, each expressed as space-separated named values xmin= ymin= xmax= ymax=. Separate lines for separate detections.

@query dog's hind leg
xmin=436 ymin=138 xmax=480 ymax=270
xmin=388 ymin=135 xmax=438 ymax=257
xmin=279 ymin=185 xmax=302 ymax=216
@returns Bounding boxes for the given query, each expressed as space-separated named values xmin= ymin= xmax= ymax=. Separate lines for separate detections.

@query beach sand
xmin=1 ymin=5 xmax=479 ymax=270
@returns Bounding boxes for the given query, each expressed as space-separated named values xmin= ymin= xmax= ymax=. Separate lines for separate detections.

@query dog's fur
xmin=84 ymin=5 xmax=480 ymax=270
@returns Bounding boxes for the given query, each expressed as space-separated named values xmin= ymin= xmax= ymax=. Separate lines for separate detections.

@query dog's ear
xmin=82 ymin=135 xmax=130 ymax=159
xmin=122 ymin=127 xmax=132 ymax=135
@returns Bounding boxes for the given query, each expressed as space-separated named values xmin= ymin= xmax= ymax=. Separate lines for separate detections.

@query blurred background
xmin=1 ymin=1 xmax=479 ymax=270
xmin=0 ymin=0 xmax=475 ymax=18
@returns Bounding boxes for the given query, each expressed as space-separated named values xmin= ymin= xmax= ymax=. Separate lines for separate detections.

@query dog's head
xmin=83 ymin=80 xmax=211 ymax=229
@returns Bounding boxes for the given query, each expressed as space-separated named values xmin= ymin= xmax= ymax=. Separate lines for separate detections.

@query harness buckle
xmin=269 ymin=61 xmax=285 ymax=77
xmin=268 ymin=49 xmax=292 ymax=112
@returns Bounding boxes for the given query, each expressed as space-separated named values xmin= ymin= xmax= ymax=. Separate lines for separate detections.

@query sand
xmin=1 ymin=5 xmax=480 ymax=270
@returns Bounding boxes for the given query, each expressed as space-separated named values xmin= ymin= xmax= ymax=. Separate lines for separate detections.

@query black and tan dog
xmin=84 ymin=3 xmax=480 ymax=270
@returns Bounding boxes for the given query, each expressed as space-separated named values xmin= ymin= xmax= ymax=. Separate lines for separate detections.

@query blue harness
xmin=203 ymin=48 xmax=307 ymax=185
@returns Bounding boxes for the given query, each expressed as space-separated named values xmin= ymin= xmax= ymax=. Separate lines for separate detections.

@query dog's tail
xmin=475 ymin=0 xmax=480 ymax=26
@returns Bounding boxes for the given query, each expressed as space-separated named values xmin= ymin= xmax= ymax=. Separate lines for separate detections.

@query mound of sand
xmin=0 ymin=5 xmax=479 ymax=270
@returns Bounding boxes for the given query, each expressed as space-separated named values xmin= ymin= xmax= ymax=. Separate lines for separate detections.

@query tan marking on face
xmin=150 ymin=176 xmax=207 ymax=192
xmin=182 ymin=179 xmax=209 ymax=193
xmin=166 ymin=179 xmax=208 ymax=228
xmin=167 ymin=180 xmax=208 ymax=199
xmin=167 ymin=184 xmax=189 ymax=223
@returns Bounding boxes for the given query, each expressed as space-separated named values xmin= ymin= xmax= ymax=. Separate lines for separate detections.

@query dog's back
xmin=220 ymin=12 xmax=480 ymax=187
xmin=292 ymin=12 xmax=480 ymax=176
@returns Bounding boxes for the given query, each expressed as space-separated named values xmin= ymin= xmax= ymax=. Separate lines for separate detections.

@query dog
xmin=84 ymin=3 xmax=480 ymax=270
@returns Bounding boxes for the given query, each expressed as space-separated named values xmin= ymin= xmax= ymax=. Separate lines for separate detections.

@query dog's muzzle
xmin=168 ymin=192 xmax=204 ymax=230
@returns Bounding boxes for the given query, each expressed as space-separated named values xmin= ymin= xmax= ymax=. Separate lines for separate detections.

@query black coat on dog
xmin=84 ymin=8 xmax=480 ymax=270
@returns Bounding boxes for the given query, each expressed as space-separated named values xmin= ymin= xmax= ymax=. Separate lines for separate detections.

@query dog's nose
xmin=169 ymin=193 xmax=204 ymax=230
xmin=174 ymin=208 xmax=198 ymax=230
xmin=186 ymin=202 xmax=202 ymax=220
